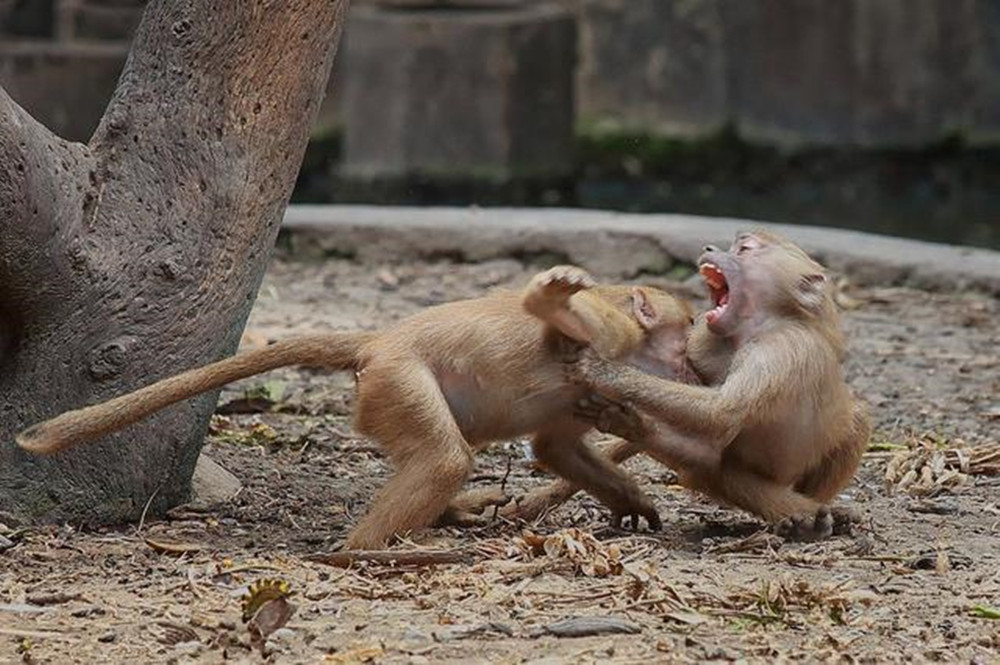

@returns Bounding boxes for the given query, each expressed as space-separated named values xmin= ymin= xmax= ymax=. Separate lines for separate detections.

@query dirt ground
xmin=3 ymin=250 xmax=999 ymax=664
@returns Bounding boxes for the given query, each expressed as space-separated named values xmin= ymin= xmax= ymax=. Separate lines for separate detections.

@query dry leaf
xmin=242 ymin=578 xmax=298 ymax=654
xmin=143 ymin=538 xmax=204 ymax=555
xmin=154 ymin=621 xmax=199 ymax=646
xmin=511 ymin=528 xmax=623 ymax=577
xmin=323 ymin=644 xmax=384 ymax=663
xmin=884 ymin=436 xmax=1000 ymax=495
xmin=249 ymin=597 xmax=296 ymax=641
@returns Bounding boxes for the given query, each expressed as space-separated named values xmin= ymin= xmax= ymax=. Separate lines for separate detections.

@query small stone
xmin=188 ymin=454 xmax=242 ymax=509
xmin=172 ymin=640 xmax=202 ymax=656
xmin=268 ymin=627 xmax=296 ymax=642
xmin=376 ymin=268 xmax=399 ymax=290
xmin=97 ymin=631 xmax=116 ymax=643
xmin=543 ymin=616 xmax=640 ymax=638
xmin=403 ymin=627 xmax=431 ymax=642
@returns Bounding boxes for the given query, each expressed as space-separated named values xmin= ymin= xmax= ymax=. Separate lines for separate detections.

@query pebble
xmin=172 ymin=640 xmax=202 ymax=656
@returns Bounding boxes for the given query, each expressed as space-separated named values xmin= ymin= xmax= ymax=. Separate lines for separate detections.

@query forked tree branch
xmin=0 ymin=0 xmax=351 ymax=525
xmin=0 ymin=89 xmax=94 ymax=308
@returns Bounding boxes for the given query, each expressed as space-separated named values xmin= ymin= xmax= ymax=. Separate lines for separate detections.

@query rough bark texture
xmin=0 ymin=0 xmax=349 ymax=525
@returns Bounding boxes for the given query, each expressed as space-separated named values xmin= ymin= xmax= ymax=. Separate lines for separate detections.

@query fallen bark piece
xmin=0 ymin=603 xmax=50 ymax=614
xmin=306 ymin=548 xmax=473 ymax=568
xmin=143 ymin=538 xmax=205 ymax=555
xmin=433 ymin=622 xmax=514 ymax=642
xmin=0 ymin=628 xmax=66 ymax=640
xmin=25 ymin=592 xmax=83 ymax=606
xmin=542 ymin=616 xmax=641 ymax=638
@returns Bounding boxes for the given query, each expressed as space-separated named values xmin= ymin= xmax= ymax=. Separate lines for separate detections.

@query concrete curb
xmin=282 ymin=205 xmax=1000 ymax=295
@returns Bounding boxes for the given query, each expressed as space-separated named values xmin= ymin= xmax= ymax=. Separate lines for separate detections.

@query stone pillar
xmin=0 ymin=41 xmax=130 ymax=141
xmin=852 ymin=0 xmax=979 ymax=146
xmin=341 ymin=1 xmax=576 ymax=179
xmin=0 ymin=1 xmax=142 ymax=142
xmin=0 ymin=0 xmax=56 ymax=37
xmin=722 ymin=0 xmax=856 ymax=145
xmin=55 ymin=0 xmax=145 ymax=42
xmin=722 ymin=0 xmax=999 ymax=147
xmin=575 ymin=0 xmax=727 ymax=137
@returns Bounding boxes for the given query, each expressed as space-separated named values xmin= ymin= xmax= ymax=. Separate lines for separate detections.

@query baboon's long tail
xmin=17 ymin=332 xmax=377 ymax=455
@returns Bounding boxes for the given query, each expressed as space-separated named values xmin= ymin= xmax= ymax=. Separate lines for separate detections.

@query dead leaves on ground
xmin=144 ymin=537 xmax=205 ymax=556
xmin=723 ymin=576 xmax=876 ymax=627
xmin=3 ymin=521 xmax=896 ymax=663
xmin=509 ymin=528 xmax=623 ymax=577
xmin=208 ymin=417 xmax=281 ymax=447
xmin=884 ymin=432 xmax=1000 ymax=496
xmin=241 ymin=578 xmax=297 ymax=653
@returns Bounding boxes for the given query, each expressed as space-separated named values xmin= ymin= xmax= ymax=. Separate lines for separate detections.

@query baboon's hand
xmin=530 ymin=265 xmax=596 ymax=300
xmin=564 ymin=347 xmax=618 ymax=387
xmin=575 ymin=394 xmax=652 ymax=441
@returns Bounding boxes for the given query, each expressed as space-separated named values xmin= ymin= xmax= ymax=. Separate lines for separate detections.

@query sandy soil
xmin=3 ymin=252 xmax=999 ymax=663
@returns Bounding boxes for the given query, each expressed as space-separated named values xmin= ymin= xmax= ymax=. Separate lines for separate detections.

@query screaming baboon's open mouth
xmin=700 ymin=262 xmax=729 ymax=326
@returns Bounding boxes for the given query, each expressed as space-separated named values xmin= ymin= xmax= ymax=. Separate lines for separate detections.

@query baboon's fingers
xmin=447 ymin=486 xmax=512 ymax=514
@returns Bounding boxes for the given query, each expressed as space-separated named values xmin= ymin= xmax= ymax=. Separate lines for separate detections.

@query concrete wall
xmin=0 ymin=0 xmax=138 ymax=141
xmin=2 ymin=0 xmax=999 ymax=147
xmin=575 ymin=0 xmax=1000 ymax=146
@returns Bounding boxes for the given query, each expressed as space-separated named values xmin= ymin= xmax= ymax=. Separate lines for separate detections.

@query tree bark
xmin=0 ymin=0 xmax=350 ymax=525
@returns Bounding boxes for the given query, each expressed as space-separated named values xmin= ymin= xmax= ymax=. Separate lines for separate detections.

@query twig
xmin=499 ymin=454 xmax=513 ymax=494
xmin=211 ymin=563 xmax=284 ymax=578
xmin=493 ymin=454 xmax=514 ymax=522
xmin=0 ymin=628 xmax=66 ymax=639
xmin=622 ymin=596 xmax=687 ymax=612
xmin=306 ymin=548 xmax=473 ymax=568
xmin=539 ymin=590 xmax=617 ymax=606
xmin=25 ymin=592 xmax=83 ymax=606
xmin=136 ymin=485 xmax=162 ymax=535
xmin=187 ymin=567 xmax=203 ymax=599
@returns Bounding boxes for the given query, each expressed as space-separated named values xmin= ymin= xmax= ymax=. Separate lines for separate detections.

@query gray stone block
xmin=575 ymin=0 xmax=726 ymax=136
xmin=969 ymin=0 xmax=1000 ymax=144
xmin=0 ymin=41 xmax=127 ymax=141
xmin=722 ymin=0 xmax=856 ymax=145
xmin=722 ymin=0 xmax=997 ymax=147
xmin=852 ymin=0 xmax=978 ymax=146
xmin=341 ymin=2 xmax=576 ymax=179
xmin=55 ymin=0 xmax=144 ymax=42
xmin=314 ymin=50 xmax=345 ymax=136
xmin=0 ymin=0 xmax=56 ymax=37
xmin=189 ymin=454 xmax=242 ymax=509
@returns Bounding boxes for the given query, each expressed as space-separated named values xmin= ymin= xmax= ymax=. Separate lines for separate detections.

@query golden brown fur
xmin=566 ymin=231 xmax=871 ymax=537
xmin=17 ymin=266 xmax=695 ymax=549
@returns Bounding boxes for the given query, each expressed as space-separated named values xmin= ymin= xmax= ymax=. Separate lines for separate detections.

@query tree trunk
xmin=0 ymin=0 xmax=350 ymax=525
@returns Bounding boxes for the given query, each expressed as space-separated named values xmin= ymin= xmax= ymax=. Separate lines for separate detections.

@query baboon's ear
xmin=795 ymin=273 xmax=827 ymax=313
xmin=631 ymin=288 xmax=661 ymax=330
